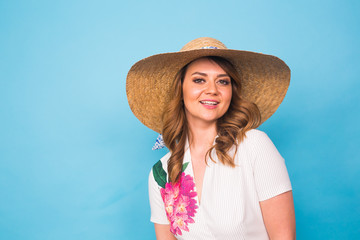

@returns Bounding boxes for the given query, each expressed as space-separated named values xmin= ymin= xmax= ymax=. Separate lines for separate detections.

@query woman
xmin=126 ymin=37 xmax=295 ymax=239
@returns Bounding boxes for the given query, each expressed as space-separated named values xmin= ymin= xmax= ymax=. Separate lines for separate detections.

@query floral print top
xmin=152 ymin=160 xmax=198 ymax=235
xmin=149 ymin=129 xmax=292 ymax=240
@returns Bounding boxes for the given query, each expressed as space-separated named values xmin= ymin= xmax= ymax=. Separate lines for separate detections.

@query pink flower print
xmin=171 ymin=213 xmax=189 ymax=235
xmin=160 ymin=172 xmax=198 ymax=236
xmin=165 ymin=204 xmax=174 ymax=216
xmin=175 ymin=195 xmax=189 ymax=215
xmin=180 ymin=174 xmax=195 ymax=193
xmin=162 ymin=182 xmax=180 ymax=200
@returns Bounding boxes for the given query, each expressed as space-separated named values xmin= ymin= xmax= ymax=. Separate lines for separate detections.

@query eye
xmin=193 ymin=78 xmax=205 ymax=83
xmin=218 ymin=79 xmax=231 ymax=85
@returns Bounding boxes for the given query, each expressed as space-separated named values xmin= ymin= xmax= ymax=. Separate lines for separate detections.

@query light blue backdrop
xmin=1 ymin=0 xmax=359 ymax=239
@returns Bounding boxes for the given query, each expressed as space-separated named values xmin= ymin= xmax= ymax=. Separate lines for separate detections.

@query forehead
xmin=185 ymin=58 xmax=227 ymax=74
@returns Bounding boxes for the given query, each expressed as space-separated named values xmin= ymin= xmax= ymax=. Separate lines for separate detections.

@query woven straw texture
xmin=126 ymin=37 xmax=290 ymax=133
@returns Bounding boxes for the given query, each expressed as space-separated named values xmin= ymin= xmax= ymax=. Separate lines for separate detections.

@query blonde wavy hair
xmin=162 ymin=56 xmax=261 ymax=183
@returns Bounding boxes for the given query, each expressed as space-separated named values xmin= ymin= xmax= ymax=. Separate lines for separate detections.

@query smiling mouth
xmin=200 ymin=100 xmax=219 ymax=105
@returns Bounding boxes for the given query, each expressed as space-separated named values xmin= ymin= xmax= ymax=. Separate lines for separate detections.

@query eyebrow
xmin=191 ymin=72 xmax=230 ymax=78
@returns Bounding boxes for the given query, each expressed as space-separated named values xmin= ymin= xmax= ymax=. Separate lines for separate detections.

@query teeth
xmin=200 ymin=101 xmax=218 ymax=105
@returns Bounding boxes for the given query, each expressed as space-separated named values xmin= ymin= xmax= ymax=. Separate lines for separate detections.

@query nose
xmin=205 ymin=81 xmax=218 ymax=95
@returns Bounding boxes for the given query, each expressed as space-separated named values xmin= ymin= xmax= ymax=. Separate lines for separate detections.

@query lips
xmin=200 ymin=100 xmax=219 ymax=105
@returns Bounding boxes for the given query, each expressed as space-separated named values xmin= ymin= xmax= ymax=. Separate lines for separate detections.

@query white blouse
xmin=148 ymin=129 xmax=292 ymax=240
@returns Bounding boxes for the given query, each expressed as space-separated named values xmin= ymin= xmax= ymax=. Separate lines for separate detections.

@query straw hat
xmin=126 ymin=37 xmax=290 ymax=133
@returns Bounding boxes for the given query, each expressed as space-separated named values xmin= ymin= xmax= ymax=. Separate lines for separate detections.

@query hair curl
xmin=162 ymin=56 xmax=261 ymax=183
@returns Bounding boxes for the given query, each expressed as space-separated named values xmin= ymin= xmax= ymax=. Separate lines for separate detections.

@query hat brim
xmin=126 ymin=48 xmax=290 ymax=133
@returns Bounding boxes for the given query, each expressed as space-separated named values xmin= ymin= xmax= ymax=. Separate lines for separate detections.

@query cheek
xmin=223 ymin=89 xmax=233 ymax=106
xmin=183 ymin=88 xmax=203 ymax=102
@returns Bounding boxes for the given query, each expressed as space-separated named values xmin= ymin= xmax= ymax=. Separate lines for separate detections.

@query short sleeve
xmin=148 ymin=169 xmax=170 ymax=224
xmin=249 ymin=130 xmax=292 ymax=201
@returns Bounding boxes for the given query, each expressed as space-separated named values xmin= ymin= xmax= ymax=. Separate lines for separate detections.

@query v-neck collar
xmin=183 ymin=138 xmax=216 ymax=207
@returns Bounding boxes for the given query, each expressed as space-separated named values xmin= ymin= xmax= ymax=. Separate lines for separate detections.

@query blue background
xmin=1 ymin=0 xmax=359 ymax=239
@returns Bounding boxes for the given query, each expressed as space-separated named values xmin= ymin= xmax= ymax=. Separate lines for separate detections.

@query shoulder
xmin=241 ymin=129 xmax=271 ymax=146
xmin=237 ymin=129 xmax=281 ymax=164
xmin=244 ymin=128 xmax=268 ymax=139
xmin=149 ymin=151 xmax=171 ymax=188
xmin=151 ymin=151 xmax=171 ymax=174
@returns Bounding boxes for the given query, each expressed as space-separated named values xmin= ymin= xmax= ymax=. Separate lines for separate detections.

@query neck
xmin=187 ymin=120 xmax=217 ymax=151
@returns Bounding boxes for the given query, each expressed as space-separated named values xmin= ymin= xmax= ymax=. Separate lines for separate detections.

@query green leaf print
xmin=152 ymin=160 xmax=167 ymax=188
xmin=182 ymin=162 xmax=189 ymax=172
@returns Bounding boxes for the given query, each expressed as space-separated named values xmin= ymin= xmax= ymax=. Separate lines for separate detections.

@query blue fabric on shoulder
xmin=152 ymin=134 xmax=166 ymax=150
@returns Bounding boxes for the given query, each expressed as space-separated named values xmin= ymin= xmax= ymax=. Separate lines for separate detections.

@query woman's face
xmin=182 ymin=58 xmax=232 ymax=127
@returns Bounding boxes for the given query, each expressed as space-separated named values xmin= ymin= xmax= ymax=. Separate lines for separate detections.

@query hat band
xmin=201 ymin=46 xmax=218 ymax=49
